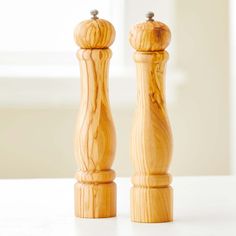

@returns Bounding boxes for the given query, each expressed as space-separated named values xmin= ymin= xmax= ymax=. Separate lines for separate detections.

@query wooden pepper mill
xmin=74 ymin=10 xmax=116 ymax=218
xmin=129 ymin=12 xmax=173 ymax=223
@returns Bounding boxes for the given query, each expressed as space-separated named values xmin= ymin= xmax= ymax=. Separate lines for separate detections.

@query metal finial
xmin=90 ymin=9 xmax=99 ymax=20
xmin=146 ymin=11 xmax=154 ymax=22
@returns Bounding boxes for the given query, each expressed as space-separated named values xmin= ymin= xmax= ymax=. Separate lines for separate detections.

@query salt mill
xmin=129 ymin=12 xmax=173 ymax=223
xmin=74 ymin=10 xmax=116 ymax=218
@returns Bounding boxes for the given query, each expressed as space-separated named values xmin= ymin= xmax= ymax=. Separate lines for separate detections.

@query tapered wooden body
xmin=74 ymin=12 xmax=116 ymax=218
xmin=129 ymin=14 xmax=173 ymax=223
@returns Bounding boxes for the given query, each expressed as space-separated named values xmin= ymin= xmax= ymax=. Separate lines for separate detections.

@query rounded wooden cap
xmin=129 ymin=12 xmax=171 ymax=51
xmin=74 ymin=10 xmax=115 ymax=49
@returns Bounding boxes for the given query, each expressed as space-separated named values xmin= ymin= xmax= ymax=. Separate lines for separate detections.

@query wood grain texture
xmin=130 ymin=51 xmax=173 ymax=223
xmin=74 ymin=19 xmax=115 ymax=49
xmin=74 ymin=48 xmax=116 ymax=218
xmin=129 ymin=21 xmax=171 ymax=52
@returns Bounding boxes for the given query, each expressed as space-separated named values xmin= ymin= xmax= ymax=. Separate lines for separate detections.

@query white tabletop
xmin=0 ymin=176 xmax=236 ymax=236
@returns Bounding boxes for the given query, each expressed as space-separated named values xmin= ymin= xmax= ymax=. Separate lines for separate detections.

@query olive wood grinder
xmin=74 ymin=10 xmax=116 ymax=218
xmin=129 ymin=12 xmax=173 ymax=223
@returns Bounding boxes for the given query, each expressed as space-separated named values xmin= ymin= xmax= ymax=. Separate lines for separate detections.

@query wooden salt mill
xmin=74 ymin=10 xmax=116 ymax=218
xmin=129 ymin=12 xmax=173 ymax=223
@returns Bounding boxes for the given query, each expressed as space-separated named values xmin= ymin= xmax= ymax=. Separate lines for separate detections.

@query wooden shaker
xmin=74 ymin=10 xmax=116 ymax=218
xmin=129 ymin=12 xmax=173 ymax=223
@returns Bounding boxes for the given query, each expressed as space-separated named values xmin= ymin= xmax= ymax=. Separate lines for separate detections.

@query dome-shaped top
xmin=74 ymin=10 xmax=115 ymax=49
xmin=129 ymin=12 xmax=171 ymax=51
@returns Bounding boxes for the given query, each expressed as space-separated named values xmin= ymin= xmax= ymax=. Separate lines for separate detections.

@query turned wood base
xmin=131 ymin=186 xmax=173 ymax=223
xmin=74 ymin=182 xmax=116 ymax=218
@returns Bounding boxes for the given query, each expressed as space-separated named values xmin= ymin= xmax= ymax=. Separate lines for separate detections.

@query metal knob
xmin=90 ymin=9 xmax=99 ymax=20
xmin=146 ymin=11 xmax=154 ymax=22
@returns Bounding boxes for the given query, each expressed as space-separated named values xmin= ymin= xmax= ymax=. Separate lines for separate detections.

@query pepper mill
xmin=74 ymin=10 xmax=116 ymax=218
xmin=129 ymin=12 xmax=173 ymax=223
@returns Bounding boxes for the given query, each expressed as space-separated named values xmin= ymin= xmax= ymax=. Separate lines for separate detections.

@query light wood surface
xmin=129 ymin=14 xmax=173 ymax=223
xmin=129 ymin=21 xmax=171 ymax=52
xmin=74 ymin=12 xmax=116 ymax=218
xmin=74 ymin=19 xmax=115 ymax=49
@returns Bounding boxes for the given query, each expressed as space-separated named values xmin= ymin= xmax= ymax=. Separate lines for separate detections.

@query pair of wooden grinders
xmin=74 ymin=10 xmax=173 ymax=223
